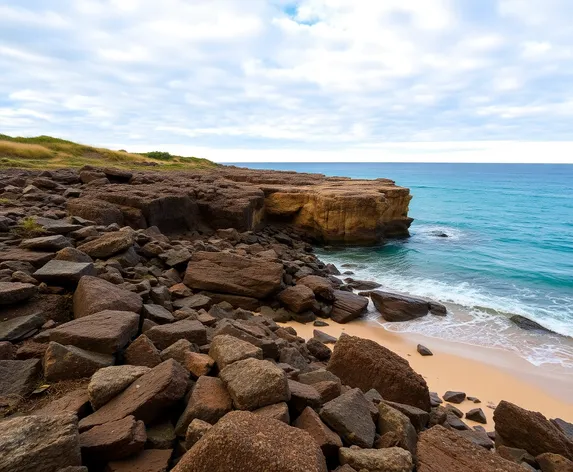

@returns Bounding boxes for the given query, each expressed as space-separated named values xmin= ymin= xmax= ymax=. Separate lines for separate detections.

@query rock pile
xmin=0 ymin=166 xmax=571 ymax=471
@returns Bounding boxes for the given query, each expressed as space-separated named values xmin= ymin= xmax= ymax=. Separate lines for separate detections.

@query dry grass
xmin=0 ymin=141 xmax=55 ymax=160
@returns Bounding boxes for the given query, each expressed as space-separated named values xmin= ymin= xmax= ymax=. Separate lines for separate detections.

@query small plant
xmin=12 ymin=217 xmax=46 ymax=238
xmin=144 ymin=151 xmax=175 ymax=161
xmin=0 ymin=198 xmax=11 ymax=204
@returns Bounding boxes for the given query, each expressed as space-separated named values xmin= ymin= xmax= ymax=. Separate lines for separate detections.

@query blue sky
xmin=1 ymin=0 xmax=573 ymax=162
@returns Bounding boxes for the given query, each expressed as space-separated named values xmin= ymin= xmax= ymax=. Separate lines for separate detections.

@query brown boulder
xmin=79 ymin=359 xmax=188 ymax=430
xmin=297 ymin=275 xmax=335 ymax=302
xmin=0 ymin=281 xmax=38 ymax=305
xmin=175 ymin=376 xmax=232 ymax=436
xmin=68 ymin=198 xmax=124 ymax=226
xmin=494 ymin=400 xmax=573 ymax=460
xmin=208 ymin=334 xmax=263 ymax=369
xmin=44 ymin=342 xmax=114 ymax=382
xmin=327 ymin=334 xmax=431 ymax=411
xmin=183 ymin=251 xmax=283 ymax=298
xmin=33 ymin=260 xmax=96 ymax=286
xmin=76 ymin=231 xmax=134 ymax=258
xmin=537 ymin=453 xmax=573 ymax=472
xmin=330 ymin=291 xmax=368 ymax=323
xmin=0 ymin=358 xmax=42 ymax=398
xmin=378 ymin=402 xmax=418 ymax=457
xmin=0 ymin=413 xmax=82 ymax=472
xmin=49 ymin=310 xmax=139 ymax=354
xmin=124 ymin=334 xmax=162 ymax=368
xmin=73 ymin=276 xmax=142 ymax=318
xmin=279 ymin=285 xmax=316 ymax=313
xmin=172 ymin=410 xmax=327 ymax=472
xmin=417 ymin=425 xmax=524 ymax=472
xmin=293 ymin=406 xmax=342 ymax=460
xmin=33 ymin=388 xmax=90 ymax=417
xmin=80 ymin=415 xmax=146 ymax=462
xmin=146 ymin=320 xmax=207 ymax=350
xmin=339 ymin=447 xmax=413 ymax=472
xmin=88 ymin=365 xmax=151 ymax=410
xmin=370 ymin=291 xmax=430 ymax=321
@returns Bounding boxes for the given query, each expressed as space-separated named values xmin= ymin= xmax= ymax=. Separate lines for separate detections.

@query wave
xmin=411 ymin=224 xmax=469 ymax=242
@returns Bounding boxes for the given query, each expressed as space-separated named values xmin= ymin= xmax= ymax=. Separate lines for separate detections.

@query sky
xmin=1 ymin=0 xmax=573 ymax=163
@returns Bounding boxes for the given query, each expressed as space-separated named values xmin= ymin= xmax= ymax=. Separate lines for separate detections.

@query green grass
xmin=11 ymin=217 xmax=46 ymax=238
xmin=0 ymin=134 xmax=218 ymax=171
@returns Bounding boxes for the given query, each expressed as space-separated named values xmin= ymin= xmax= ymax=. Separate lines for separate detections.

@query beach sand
xmin=285 ymin=319 xmax=573 ymax=427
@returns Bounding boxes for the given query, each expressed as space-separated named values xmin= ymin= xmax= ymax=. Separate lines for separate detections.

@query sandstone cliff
xmin=4 ymin=165 xmax=413 ymax=244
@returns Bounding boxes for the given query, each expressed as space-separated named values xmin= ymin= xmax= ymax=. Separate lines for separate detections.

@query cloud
xmin=1 ymin=0 xmax=573 ymax=162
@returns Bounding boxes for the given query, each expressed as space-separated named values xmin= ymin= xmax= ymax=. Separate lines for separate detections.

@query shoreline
xmin=285 ymin=319 xmax=573 ymax=426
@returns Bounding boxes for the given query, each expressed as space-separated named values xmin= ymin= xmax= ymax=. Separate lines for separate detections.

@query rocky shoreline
xmin=1 ymin=165 xmax=572 ymax=472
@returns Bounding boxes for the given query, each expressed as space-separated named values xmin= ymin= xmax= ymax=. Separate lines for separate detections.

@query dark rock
xmin=313 ymin=329 xmax=337 ymax=344
xmin=330 ymin=291 xmax=368 ymax=323
xmin=124 ymin=334 xmax=162 ymax=368
xmin=172 ymin=411 xmax=327 ymax=472
xmin=279 ymin=284 xmax=316 ymax=313
xmin=0 ymin=358 xmax=41 ymax=398
xmin=185 ymin=419 xmax=212 ymax=449
xmin=20 ymin=235 xmax=72 ymax=251
xmin=50 ymin=310 xmax=139 ymax=354
xmin=371 ymin=290 xmax=429 ymax=321
xmin=417 ymin=344 xmax=433 ymax=356
xmin=0 ymin=281 xmax=38 ymax=305
xmin=536 ymin=452 xmax=573 ymax=472
xmin=377 ymin=402 xmax=418 ymax=456
xmin=327 ymin=334 xmax=431 ymax=411
xmin=429 ymin=301 xmax=448 ymax=316
xmin=294 ymin=406 xmax=342 ymax=460
xmin=73 ymin=276 xmax=142 ymax=318
xmin=344 ymin=279 xmax=382 ymax=290
xmin=307 ymin=337 xmax=332 ymax=361
xmin=34 ymin=260 xmax=96 ymax=286
xmin=288 ymin=379 xmax=322 ymax=414
xmin=44 ymin=342 xmax=114 ymax=382
xmin=88 ymin=365 xmax=150 ymax=410
xmin=494 ymin=400 xmax=573 ymax=461
xmin=417 ymin=425 xmax=523 ymax=472
xmin=297 ymin=275 xmax=335 ymax=302
xmin=76 ymin=231 xmax=134 ymax=258
xmin=510 ymin=315 xmax=555 ymax=334
xmin=552 ymin=418 xmax=573 ymax=440
xmin=466 ymin=408 xmax=487 ymax=424
xmin=320 ymin=388 xmax=376 ymax=448
xmin=496 ymin=445 xmax=537 ymax=466
xmin=0 ymin=313 xmax=45 ymax=342
xmin=430 ymin=392 xmax=443 ymax=407
xmin=105 ymin=449 xmax=173 ymax=472
xmin=0 ymin=341 xmax=15 ymax=360
xmin=220 ymin=358 xmax=290 ymax=411
xmin=146 ymin=320 xmax=207 ymax=351
xmin=208 ymin=334 xmax=263 ymax=369
xmin=339 ymin=447 xmax=413 ymax=472
xmin=33 ymin=388 xmax=90 ymax=417
xmin=443 ymin=391 xmax=466 ymax=404
xmin=385 ymin=401 xmax=430 ymax=432
xmin=146 ymin=421 xmax=176 ymax=449
xmin=0 ymin=413 xmax=82 ymax=472
xmin=143 ymin=304 xmax=175 ymax=324
xmin=0 ymin=248 xmax=55 ymax=267
xmin=313 ymin=320 xmax=329 ymax=327
xmin=456 ymin=430 xmax=494 ymax=450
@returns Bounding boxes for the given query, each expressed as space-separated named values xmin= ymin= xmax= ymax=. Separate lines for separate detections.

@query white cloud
xmin=1 ymin=0 xmax=573 ymax=162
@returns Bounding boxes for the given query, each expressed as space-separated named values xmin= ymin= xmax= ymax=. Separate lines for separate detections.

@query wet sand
xmin=285 ymin=319 xmax=573 ymax=426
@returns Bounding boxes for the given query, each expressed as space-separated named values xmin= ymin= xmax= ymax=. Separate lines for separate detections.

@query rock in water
xmin=510 ymin=315 xmax=555 ymax=334
xmin=172 ymin=411 xmax=327 ymax=472
xmin=327 ymin=334 xmax=431 ymax=411
xmin=417 ymin=425 xmax=524 ymax=472
xmin=0 ymin=413 xmax=82 ymax=472
xmin=370 ymin=291 xmax=429 ymax=321
xmin=494 ymin=400 xmax=573 ymax=461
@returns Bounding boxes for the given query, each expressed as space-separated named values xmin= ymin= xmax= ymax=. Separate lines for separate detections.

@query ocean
xmin=237 ymin=163 xmax=573 ymax=368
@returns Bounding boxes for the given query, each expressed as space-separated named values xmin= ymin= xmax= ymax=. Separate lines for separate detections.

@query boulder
xmin=494 ymin=401 xmax=573 ymax=460
xmin=143 ymin=304 xmax=175 ymax=324
xmin=330 ymin=291 xmax=368 ymax=323
xmin=0 ymin=248 xmax=55 ymax=267
xmin=417 ymin=344 xmax=433 ymax=356
xmin=49 ymin=310 xmax=139 ymax=354
xmin=339 ymin=447 xmax=413 ymax=472
xmin=370 ymin=291 xmax=429 ymax=321
xmin=33 ymin=388 xmax=90 ymax=417
xmin=0 ymin=341 xmax=15 ymax=359
xmin=307 ymin=337 xmax=332 ymax=361
xmin=172 ymin=411 xmax=327 ymax=472
xmin=552 ymin=418 xmax=573 ymax=440
xmin=443 ymin=391 xmax=466 ymax=404
xmin=279 ymin=285 xmax=316 ymax=313
xmin=0 ymin=358 xmax=41 ymax=398
xmin=20 ymin=235 xmax=72 ymax=251
xmin=288 ymin=379 xmax=322 ymax=414
xmin=208 ymin=334 xmax=263 ymax=369
xmin=313 ymin=329 xmax=338 ymax=344
xmin=456 ymin=430 xmax=494 ymax=450
xmin=146 ymin=421 xmax=176 ymax=449
xmin=67 ymin=199 xmax=124 ymax=226
xmin=0 ymin=313 xmax=45 ymax=342
xmin=88 ymin=365 xmax=151 ymax=410
xmin=33 ymin=260 xmax=96 ymax=286
xmin=124 ymin=334 xmax=162 ymax=368
xmin=183 ymin=251 xmax=283 ymax=298
xmin=0 ymin=281 xmax=37 ymax=305
xmin=294 ymin=406 xmax=342 ymax=460
xmin=327 ymin=334 xmax=431 ymax=411
xmin=73 ymin=276 xmax=142 ymax=318
xmin=253 ymin=402 xmax=290 ymax=423
xmin=297 ymin=275 xmax=335 ymax=302
xmin=0 ymin=414 xmax=82 ymax=472
xmin=54 ymin=247 xmax=94 ymax=263
xmin=175 ymin=376 xmax=233 ymax=436
xmin=80 ymin=415 xmax=146 ymax=462
xmin=76 ymin=231 xmax=134 ymax=258
xmin=416 ymin=425 xmax=523 ymax=472
xmin=536 ymin=453 xmax=573 ymax=472
xmin=146 ymin=320 xmax=207 ymax=350
xmin=105 ymin=449 xmax=173 ymax=472
xmin=378 ymin=402 xmax=418 ymax=456
xmin=44 ymin=342 xmax=114 ymax=382
xmin=220 ymin=358 xmax=290 ymax=411
xmin=183 ymin=352 xmax=215 ymax=378
xmin=185 ymin=419 xmax=212 ymax=449
xmin=510 ymin=315 xmax=554 ymax=334
xmin=320 ymin=388 xmax=376 ymax=448
xmin=79 ymin=359 xmax=188 ymax=430
xmin=466 ymin=408 xmax=487 ymax=424
xmin=384 ymin=401 xmax=429 ymax=432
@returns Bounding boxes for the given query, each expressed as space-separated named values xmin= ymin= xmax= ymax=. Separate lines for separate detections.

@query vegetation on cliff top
xmin=0 ymin=134 xmax=217 ymax=170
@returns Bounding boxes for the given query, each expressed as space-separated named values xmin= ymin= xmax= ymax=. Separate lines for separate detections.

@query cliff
xmin=2 ymin=165 xmax=412 ymax=244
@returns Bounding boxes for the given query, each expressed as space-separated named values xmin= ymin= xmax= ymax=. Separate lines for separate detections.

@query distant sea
xmin=236 ymin=163 xmax=573 ymax=368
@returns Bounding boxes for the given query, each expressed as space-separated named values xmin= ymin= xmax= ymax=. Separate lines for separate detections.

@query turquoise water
xmin=237 ymin=163 xmax=573 ymax=366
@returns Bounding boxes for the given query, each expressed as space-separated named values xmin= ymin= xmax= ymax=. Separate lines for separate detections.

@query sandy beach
xmin=286 ymin=319 xmax=573 ymax=427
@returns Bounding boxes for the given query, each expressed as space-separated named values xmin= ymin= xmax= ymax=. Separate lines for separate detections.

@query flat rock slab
xmin=79 ymin=359 xmax=188 ymax=431
xmin=417 ymin=425 xmax=524 ymax=472
xmin=35 ymin=217 xmax=83 ymax=234
xmin=330 ymin=290 xmax=368 ymax=323
xmin=0 ymin=248 xmax=55 ymax=267
xmin=33 ymin=388 xmax=91 ymax=417
xmin=339 ymin=447 xmax=413 ymax=472
xmin=371 ymin=290 xmax=430 ymax=322
xmin=73 ymin=276 xmax=142 ymax=319
xmin=105 ymin=449 xmax=173 ymax=472
xmin=172 ymin=411 xmax=327 ymax=472
xmin=33 ymin=260 xmax=96 ymax=286
xmin=0 ymin=281 xmax=38 ymax=305
xmin=183 ymin=251 xmax=283 ymax=299
xmin=20 ymin=235 xmax=72 ymax=251
xmin=0 ymin=313 xmax=45 ymax=342
xmin=146 ymin=320 xmax=207 ymax=351
xmin=327 ymin=334 xmax=431 ymax=412
xmin=44 ymin=342 xmax=114 ymax=382
xmin=88 ymin=365 xmax=151 ymax=410
xmin=0 ymin=358 xmax=42 ymax=398
xmin=50 ymin=310 xmax=139 ymax=354
xmin=77 ymin=231 xmax=134 ymax=258
xmin=209 ymin=334 xmax=263 ymax=369
xmin=0 ymin=413 xmax=82 ymax=472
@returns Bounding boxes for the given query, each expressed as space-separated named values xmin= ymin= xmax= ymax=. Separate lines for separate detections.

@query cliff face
xmin=63 ymin=166 xmax=412 ymax=244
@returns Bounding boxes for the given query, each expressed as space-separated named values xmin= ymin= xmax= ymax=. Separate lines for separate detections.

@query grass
xmin=0 ymin=134 xmax=218 ymax=171
xmin=11 ymin=217 xmax=46 ymax=238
